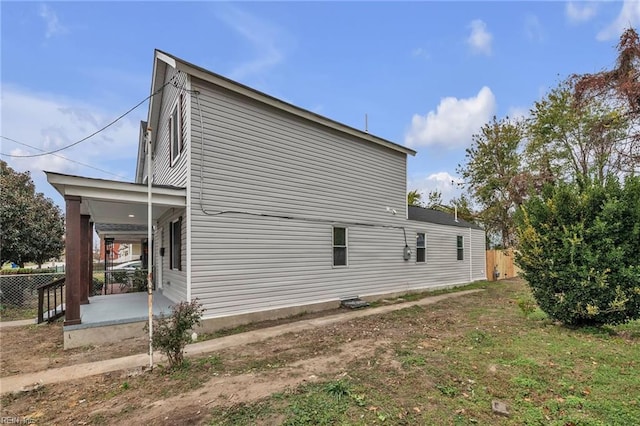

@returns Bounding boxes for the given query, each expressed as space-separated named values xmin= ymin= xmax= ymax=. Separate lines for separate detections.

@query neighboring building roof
xmin=408 ymin=205 xmax=483 ymax=230
xmin=150 ymin=49 xmax=417 ymax=157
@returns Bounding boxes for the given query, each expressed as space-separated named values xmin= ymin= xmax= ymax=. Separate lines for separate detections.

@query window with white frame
xmin=457 ymin=235 xmax=464 ymax=261
xmin=178 ymin=93 xmax=185 ymax=152
xmin=170 ymin=217 xmax=182 ymax=270
xmin=169 ymin=97 xmax=183 ymax=166
xmin=416 ymin=233 xmax=426 ymax=263
xmin=333 ymin=227 xmax=347 ymax=266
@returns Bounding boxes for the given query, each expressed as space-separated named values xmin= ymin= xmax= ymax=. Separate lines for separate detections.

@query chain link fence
xmin=0 ymin=272 xmax=65 ymax=311
xmin=1 ymin=268 xmax=150 ymax=321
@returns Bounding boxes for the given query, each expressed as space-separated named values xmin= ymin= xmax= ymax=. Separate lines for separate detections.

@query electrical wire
xmin=0 ymin=136 xmax=127 ymax=179
xmin=0 ymin=79 xmax=174 ymax=159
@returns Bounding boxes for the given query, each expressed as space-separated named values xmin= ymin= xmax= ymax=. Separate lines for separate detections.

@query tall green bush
xmin=515 ymin=177 xmax=640 ymax=326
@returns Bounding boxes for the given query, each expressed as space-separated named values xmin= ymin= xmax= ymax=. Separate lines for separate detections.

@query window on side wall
xmin=457 ymin=235 xmax=464 ymax=261
xmin=179 ymin=93 xmax=185 ymax=152
xmin=169 ymin=98 xmax=183 ymax=166
xmin=333 ymin=227 xmax=347 ymax=267
xmin=170 ymin=217 xmax=182 ymax=270
xmin=416 ymin=233 xmax=426 ymax=263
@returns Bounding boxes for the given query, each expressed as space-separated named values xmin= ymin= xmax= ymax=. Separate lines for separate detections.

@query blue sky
xmin=0 ymin=1 xmax=634 ymax=209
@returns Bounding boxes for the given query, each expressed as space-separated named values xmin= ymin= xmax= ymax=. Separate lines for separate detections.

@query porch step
xmin=341 ymin=298 xmax=370 ymax=309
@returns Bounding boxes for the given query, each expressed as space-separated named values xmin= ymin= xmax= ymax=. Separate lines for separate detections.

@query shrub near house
xmin=516 ymin=177 xmax=640 ymax=326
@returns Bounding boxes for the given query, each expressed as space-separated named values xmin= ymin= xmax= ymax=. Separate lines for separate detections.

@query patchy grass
xmin=0 ymin=305 xmax=37 ymax=321
xmin=3 ymin=279 xmax=639 ymax=425
xmin=207 ymin=280 xmax=640 ymax=425
xmin=370 ymin=280 xmax=492 ymax=308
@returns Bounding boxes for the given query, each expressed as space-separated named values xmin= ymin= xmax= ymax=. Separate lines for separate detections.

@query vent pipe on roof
xmin=365 ymin=114 xmax=368 ymax=133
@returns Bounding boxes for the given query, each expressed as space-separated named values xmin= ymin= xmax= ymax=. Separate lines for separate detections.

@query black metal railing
xmin=37 ymin=277 xmax=65 ymax=324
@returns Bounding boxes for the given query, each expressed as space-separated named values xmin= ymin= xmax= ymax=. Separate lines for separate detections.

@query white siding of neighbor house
xmin=186 ymin=76 xmax=485 ymax=319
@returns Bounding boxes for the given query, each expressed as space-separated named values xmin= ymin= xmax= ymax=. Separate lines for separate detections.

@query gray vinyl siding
xmin=190 ymin=215 xmax=408 ymax=317
xmin=186 ymin=76 xmax=484 ymax=319
xmin=188 ymin=215 xmax=485 ymax=318
xmin=154 ymin=226 xmax=161 ymax=290
xmin=406 ymin=221 xmax=486 ymax=288
xmin=189 ymin=77 xmax=407 ymax=224
xmin=470 ymin=229 xmax=487 ymax=281
xmin=157 ymin=208 xmax=187 ymax=303
xmin=152 ymin=66 xmax=189 ymax=187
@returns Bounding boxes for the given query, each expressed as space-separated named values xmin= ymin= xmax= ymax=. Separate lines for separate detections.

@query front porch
xmin=45 ymin=171 xmax=187 ymax=348
xmin=63 ymin=291 xmax=174 ymax=349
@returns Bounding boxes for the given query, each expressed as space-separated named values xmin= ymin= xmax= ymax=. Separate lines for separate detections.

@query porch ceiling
xmin=94 ymin=224 xmax=148 ymax=242
xmin=46 ymin=172 xmax=186 ymax=239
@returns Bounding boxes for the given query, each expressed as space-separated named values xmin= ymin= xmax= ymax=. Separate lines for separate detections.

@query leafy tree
xmin=0 ymin=161 xmax=64 ymax=267
xmin=460 ymin=29 xmax=639 ymax=250
xmin=425 ymin=190 xmax=443 ymax=209
xmin=515 ymin=177 xmax=640 ymax=326
xmin=527 ymin=80 xmax=628 ymax=186
xmin=407 ymin=190 xmax=423 ymax=207
xmin=449 ymin=194 xmax=477 ymax=224
xmin=573 ymin=27 xmax=640 ymax=176
xmin=457 ymin=116 xmax=525 ymax=248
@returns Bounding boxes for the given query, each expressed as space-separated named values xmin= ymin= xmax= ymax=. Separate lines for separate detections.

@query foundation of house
xmin=63 ymin=291 xmax=173 ymax=349
xmin=63 ymin=281 xmax=469 ymax=349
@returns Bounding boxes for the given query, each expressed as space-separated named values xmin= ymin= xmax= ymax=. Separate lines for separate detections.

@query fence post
xmin=37 ymin=285 xmax=44 ymax=324
xmin=486 ymin=250 xmax=495 ymax=281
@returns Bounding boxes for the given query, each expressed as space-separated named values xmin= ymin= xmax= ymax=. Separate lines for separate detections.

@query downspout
xmin=185 ymin=76 xmax=192 ymax=302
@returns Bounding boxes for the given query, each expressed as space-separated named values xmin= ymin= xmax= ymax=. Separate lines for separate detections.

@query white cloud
xmin=39 ymin=4 xmax=68 ymax=38
xmin=524 ymin=15 xmax=544 ymax=42
xmin=597 ymin=0 xmax=640 ymax=41
xmin=412 ymin=47 xmax=429 ymax=59
xmin=404 ymin=86 xmax=496 ymax=149
xmin=467 ymin=20 xmax=492 ymax=56
xmin=507 ymin=106 xmax=529 ymax=122
xmin=1 ymin=86 xmax=138 ymax=181
xmin=408 ymin=172 xmax=463 ymax=204
xmin=216 ymin=6 xmax=289 ymax=80
xmin=566 ymin=2 xmax=598 ymax=24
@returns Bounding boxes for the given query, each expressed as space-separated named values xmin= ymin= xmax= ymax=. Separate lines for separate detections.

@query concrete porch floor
xmin=62 ymin=291 xmax=174 ymax=349
xmin=76 ymin=291 xmax=173 ymax=328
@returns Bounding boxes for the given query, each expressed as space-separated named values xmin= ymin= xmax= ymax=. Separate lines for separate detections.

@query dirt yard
xmin=0 ymin=304 xmax=349 ymax=377
xmin=0 ymin=284 xmax=482 ymax=424
xmin=2 ymin=279 xmax=638 ymax=425
xmin=0 ymin=323 xmax=148 ymax=376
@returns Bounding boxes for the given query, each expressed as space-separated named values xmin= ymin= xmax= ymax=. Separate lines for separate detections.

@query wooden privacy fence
xmin=486 ymin=249 xmax=521 ymax=281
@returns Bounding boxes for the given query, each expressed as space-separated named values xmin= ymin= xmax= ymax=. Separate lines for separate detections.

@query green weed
xmin=516 ymin=296 xmax=537 ymax=317
xmin=435 ymin=383 xmax=459 ymax=397
xmin=324 ymin=379 xmax=351 ymax=400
